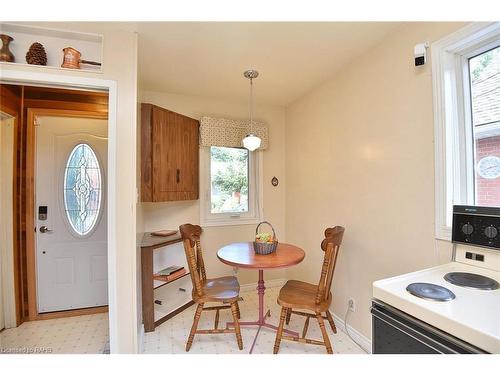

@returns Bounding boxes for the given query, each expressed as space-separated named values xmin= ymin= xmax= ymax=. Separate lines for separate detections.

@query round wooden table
xmin=217 ymin=242 xmax=305 ymax=353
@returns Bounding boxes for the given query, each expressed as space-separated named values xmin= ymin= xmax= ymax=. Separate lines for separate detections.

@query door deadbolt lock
xmin=38 ymin=205 xmax=48 ymax=220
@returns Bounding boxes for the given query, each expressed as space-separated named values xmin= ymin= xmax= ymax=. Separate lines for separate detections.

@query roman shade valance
xmin=199 ymin=116 xmax=268 ymax=150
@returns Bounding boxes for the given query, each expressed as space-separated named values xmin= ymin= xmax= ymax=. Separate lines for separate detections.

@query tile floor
xmin=0 ymin=286 xmax=365 ymax=354
xmin=0 ymin=312 xmax=109 ymax=354
xmin=143 ymin=286 xmax=366 ymax=354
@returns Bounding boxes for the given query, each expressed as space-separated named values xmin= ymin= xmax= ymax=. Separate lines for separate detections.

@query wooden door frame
xmin=0 ymin=95 xmax=22 ymax=327
xmin=26 ymin=108 xmax=108 ymax=321
xmin=0 ymin=69 xmax=132 ymax=354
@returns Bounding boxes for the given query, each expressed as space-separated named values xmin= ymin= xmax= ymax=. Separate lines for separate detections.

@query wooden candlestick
xmin=0 ymin=34 xmax=15 ymax=62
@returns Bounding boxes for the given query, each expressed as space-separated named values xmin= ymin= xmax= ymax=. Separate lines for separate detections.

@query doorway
xmin=0 ymin=83 xmax=111 ymax=353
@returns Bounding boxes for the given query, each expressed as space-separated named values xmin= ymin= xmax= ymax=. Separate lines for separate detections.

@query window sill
xmin=200 ymin=217 xmax=262 ymax=228
xmin=435 ymin=226 xmax=452 ymax=242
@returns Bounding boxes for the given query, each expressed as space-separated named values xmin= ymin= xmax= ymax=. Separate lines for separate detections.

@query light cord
xmin=249 ymin=76 xmax=254 ymax=134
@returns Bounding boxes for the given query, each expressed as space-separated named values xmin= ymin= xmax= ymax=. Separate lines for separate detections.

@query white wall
xmin=1 ymin=24 xmax=139 ymax=353
xmin=139 ymin=90 xmax=287 ymax=285
xmin=285 ymin=22 xmax=467 ymax=339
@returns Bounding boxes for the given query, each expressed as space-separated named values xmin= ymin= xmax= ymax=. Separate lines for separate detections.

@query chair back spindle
xmin=315 ymin=226 xmax=345 ymax=305
xmin=180 ymin=224 xmax=206 ymax=298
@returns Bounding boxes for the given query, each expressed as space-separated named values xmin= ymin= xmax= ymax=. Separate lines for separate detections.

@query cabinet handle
xmin=176 ymin=169 xmax=180 ymax=183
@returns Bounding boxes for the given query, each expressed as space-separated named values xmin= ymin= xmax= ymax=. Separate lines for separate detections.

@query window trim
xmin=200 ymin=146 xmax=263 ymax=227
xmin=433 ymin=22 xmax=500 ymax=240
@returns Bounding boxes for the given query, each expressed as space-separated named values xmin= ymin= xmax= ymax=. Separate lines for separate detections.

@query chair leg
xmin=325 ymin=310 xmax=337 ymax=334
xmin=302 ymin=316 xmax=310 ymax=338
xmin=235 ymin=301 xmax=241 ymax=319
xmin=316 ymin=312 xmax=333 ymax=354
xmin=285 ymin=308 xmax=292 ymax=325
xmin=186 ymin=302 xmax=204 ymax=352
xmin=273 ymin=307 xmax=288 ymax=354
xmin=230 ymin=302 xmax=243 ymax=350
xmin=214 ymin=308 xmax=220 ymax=329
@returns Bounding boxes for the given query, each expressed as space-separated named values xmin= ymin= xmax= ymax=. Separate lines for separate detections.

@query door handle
xmin=39 ymin=226 xmax=53 ymax=234
xmin=176 ymin=169 xmax=180 ymax=183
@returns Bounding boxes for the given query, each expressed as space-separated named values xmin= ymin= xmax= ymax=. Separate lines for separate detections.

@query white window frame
xmin=433 ymin=22 xmax=500 ymax=240
xmin=200 ymin=147 xmax=263 ymax=227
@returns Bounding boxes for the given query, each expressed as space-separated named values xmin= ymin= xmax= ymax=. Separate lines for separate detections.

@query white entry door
xmin=36 ymin=116 xmax=108 ymax=313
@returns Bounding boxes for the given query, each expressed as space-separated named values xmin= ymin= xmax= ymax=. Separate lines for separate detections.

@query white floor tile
xmin=143 ymin=286 xmax=366 ymax=355
xmin=0 ymin=313 xmax=109 ymax=354
xmin=0 ymin=286 xmax=366 ymax=355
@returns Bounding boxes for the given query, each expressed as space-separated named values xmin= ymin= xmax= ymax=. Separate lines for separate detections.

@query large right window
xmin=469 ymin=46 xmax=500 ymax=206
xmin=433 ymin=23 xmax=500 ymax=240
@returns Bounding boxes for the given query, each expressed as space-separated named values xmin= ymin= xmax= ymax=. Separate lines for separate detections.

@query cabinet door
xmin=151 ymin=106 xmax=199 ymax=201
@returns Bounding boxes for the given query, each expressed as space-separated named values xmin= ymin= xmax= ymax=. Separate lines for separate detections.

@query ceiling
xmin=136 ymin=22 xmax=400 ymax=106
xmin=23 ymin=22 xmax=401 ymax=106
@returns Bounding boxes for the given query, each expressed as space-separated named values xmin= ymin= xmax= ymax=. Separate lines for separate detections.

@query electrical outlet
xmin=348 ymin=298 xmax=356 ymax=312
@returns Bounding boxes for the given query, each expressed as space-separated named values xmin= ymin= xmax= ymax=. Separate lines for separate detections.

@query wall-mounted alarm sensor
xmin=414 ymin=42 xmax=429 ymax=66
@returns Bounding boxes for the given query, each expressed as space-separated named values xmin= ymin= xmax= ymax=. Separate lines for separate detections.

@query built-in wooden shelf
xmin=0 ymin=23 xmax=103 ymax=73
xmin=153 ymin=271 xmax=190 ymax=290
xmin=140 ymin=231 xmax=193 ymax=333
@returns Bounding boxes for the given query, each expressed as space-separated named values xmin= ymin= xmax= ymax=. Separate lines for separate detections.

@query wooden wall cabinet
xmin=141 ymin=103 xmax=199 ymax=202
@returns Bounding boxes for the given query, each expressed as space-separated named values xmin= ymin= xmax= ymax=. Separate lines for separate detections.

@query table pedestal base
xmin=227 ymin=269 xmax=299 ymax=354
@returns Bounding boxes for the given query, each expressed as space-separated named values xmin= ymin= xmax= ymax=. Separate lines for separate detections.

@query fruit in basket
xmin=255 ymin=232 xmax=273 ymax=243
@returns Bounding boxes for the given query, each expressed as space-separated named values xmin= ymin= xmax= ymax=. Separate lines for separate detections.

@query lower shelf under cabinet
xmin=153 ymin=274 xmax=193 ymax=321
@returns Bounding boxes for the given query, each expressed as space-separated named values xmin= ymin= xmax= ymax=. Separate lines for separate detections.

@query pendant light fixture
xmin=242 ymin=69 xmax=262 ymax=151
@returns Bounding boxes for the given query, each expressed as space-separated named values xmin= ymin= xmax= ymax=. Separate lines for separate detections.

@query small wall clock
xmin=477 ymin=156 xmax=500 ymax=179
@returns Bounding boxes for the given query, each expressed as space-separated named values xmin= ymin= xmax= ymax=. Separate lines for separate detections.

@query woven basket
xmin=253 ymin=221 xmax=278 ymax=255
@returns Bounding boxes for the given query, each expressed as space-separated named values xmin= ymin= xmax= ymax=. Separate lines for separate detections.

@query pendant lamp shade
xmin=242 ymin=133 xmax=262 ymax=151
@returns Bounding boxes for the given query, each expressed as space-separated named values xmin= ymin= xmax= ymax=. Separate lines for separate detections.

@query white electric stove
xmin=372 ymin=206 xmax=500 ymax=354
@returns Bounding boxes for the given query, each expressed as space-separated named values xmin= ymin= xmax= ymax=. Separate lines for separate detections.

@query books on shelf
xmin=156 ymin=265 xmax=184 ymax=276
xmin=153 ymin=266 xmax=186 ymax=283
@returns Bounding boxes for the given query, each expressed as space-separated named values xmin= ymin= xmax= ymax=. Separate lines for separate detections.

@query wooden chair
xmin=273 ymin=226 xmax=345 ymax=354
xmin=179 ymin=224 xmax=243 ymax=352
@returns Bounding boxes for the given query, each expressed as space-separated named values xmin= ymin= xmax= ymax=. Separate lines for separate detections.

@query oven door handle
xmin=372 ymin=307 xmax=460 ymax=354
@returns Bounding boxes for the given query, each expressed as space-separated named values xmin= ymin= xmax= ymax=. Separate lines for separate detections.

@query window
xmin=64 ymin=143 xmax=102 ymax=236
xmin=470 ymin=46 xmax=500 ymax=206
xmin=210 ymin=146 xmax=249 ymax=213
xmin=433 ymin=22 xmax=500 ymax=240
xmin=200 ymin=146 xmax=262 ymax=226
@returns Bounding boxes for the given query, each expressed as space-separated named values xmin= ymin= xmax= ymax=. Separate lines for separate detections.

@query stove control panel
xmin=452 ymin=205 xmax=500 ymax=250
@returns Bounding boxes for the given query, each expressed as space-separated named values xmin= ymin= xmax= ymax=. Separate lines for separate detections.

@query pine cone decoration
xmin=26 ymin=42 xmax=47 ymax=65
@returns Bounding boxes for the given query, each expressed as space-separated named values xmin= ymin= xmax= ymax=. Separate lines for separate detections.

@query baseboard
xmin=239 ymin=278 xmax=287 ymax=293
xmin=331 ymin=311 xmax=371 ymax=353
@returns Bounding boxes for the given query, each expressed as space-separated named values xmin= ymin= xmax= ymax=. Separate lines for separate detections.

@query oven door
xmin=371 ymin=301 xmax=487 ymax=354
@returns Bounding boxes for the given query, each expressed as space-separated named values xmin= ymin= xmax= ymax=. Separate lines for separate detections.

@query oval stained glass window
xmin=63 ymin=143 xmax=102 ymax=236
